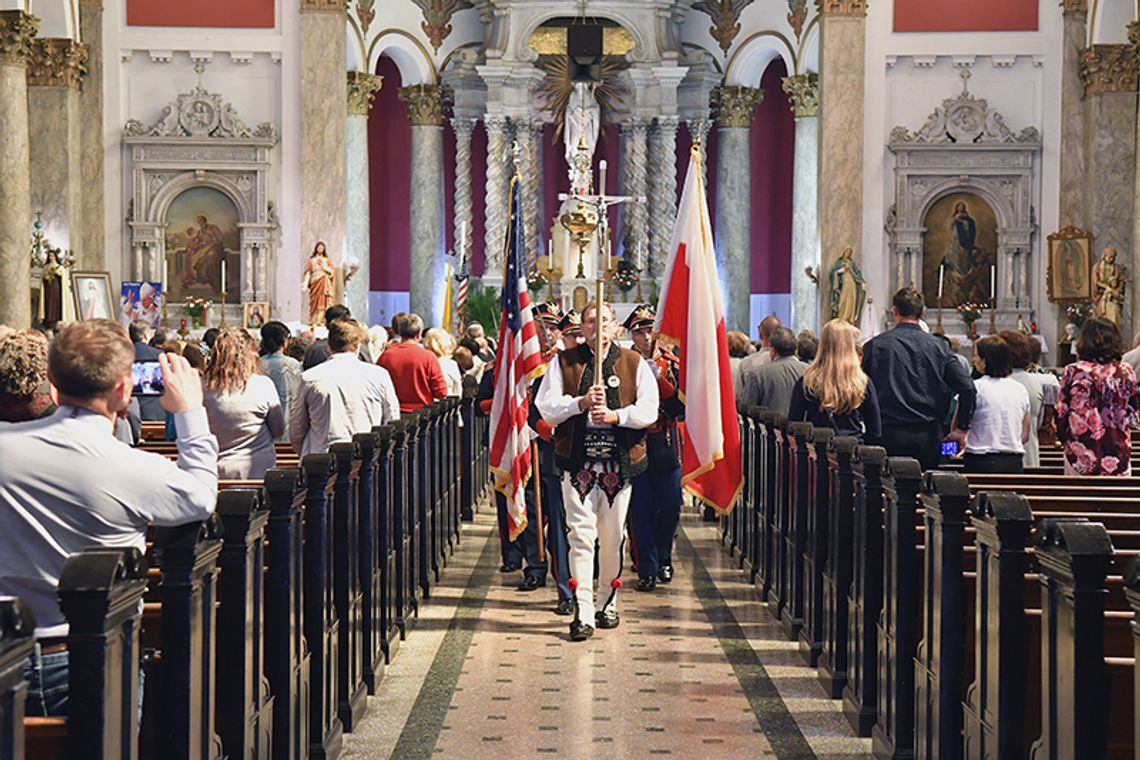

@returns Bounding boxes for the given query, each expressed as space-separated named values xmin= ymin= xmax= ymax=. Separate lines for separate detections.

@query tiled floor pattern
xmin=344 ymin=507 xmax=872 ymax=759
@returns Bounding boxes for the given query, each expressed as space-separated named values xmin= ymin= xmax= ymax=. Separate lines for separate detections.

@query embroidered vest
xmin=554 ymin=343 xmax=648 ymax=478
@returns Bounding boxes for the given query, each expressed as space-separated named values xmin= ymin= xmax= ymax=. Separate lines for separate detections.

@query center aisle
xmin=344 ymin=510 xmax=872 ymax=760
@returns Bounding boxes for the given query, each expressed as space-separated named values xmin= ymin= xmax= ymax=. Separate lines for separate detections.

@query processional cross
xmin=559 ymin=161 xmax=646 ymax=384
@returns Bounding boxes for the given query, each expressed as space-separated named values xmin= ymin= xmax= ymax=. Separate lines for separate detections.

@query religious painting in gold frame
xmin=242 ymin=301 xmax=269 ymax=330
xmin=1046 ymin=225 xmax=1094 ymax=304
xmin=921 ymin=192 xmax=999 ymax=308
xmin=71 ymin=271 xmax=115 ymax=321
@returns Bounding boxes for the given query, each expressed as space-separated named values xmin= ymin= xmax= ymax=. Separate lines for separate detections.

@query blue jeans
xmin=23 ymin=645 xmax=68 ymax=717
xmin=23 ymin=645 xmax=147 ymax=721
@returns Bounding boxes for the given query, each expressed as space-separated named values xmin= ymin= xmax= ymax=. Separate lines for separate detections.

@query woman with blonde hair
xmin=788 ymin=319 xmax=881 ymax=442
xmin=422 ymin=327 xmax=462 ymax=396
xmin=202 ymin=327 xmax=284 ymax=479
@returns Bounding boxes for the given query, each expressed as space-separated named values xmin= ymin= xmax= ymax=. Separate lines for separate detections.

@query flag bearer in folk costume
xmin=536 ymin=301 xmax=659 ymax=641
xmin=524 ymin=302 xmax=575 ymax=615
xmin=623 ymin=304 xmax=685 ymax=592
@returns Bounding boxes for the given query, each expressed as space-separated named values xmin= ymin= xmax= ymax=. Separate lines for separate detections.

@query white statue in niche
xmin=564 ymin=82 xmax=600 ymax=188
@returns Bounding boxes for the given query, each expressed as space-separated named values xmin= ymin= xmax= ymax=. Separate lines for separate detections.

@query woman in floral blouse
xmin=1056 ymin=317 xmax=1140 ymax=475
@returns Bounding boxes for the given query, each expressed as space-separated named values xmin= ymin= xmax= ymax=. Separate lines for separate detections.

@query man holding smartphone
xmin=0 ymin=319 xmax=218 ymax=716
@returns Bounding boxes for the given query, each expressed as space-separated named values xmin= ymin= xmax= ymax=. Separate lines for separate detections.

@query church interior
xmin=3 ymin=0 xmax=1140 ymax=758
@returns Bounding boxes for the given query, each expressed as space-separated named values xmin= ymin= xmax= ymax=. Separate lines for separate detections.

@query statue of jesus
xmin=564 ymin=82 xmax=600 ymax=187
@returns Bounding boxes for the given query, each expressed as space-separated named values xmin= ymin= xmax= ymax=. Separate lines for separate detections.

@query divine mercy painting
xmin=921 ymin=192 xmax=999 ymax=308
xmin=164 ymin=187 xmax=241 ymax=302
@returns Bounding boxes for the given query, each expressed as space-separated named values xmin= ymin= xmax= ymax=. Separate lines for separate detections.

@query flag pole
xmin=595 ymin=160 xmax=608 ymax=386
xmin=532 ymin=441 xmax=545 ymax=563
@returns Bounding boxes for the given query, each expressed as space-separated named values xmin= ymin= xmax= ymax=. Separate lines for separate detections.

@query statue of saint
xmin=1092 ymin=247 xmax=1126 ymax=327
xmin=39 ymin=248 xmax=73 ymax=326
xmin=564 ymin=82 xmax=600 ymax=189
xmin=828 ymin=247 xmax=866 ymax=325
xmin=302 ymin=241 xmax=336 ymax=325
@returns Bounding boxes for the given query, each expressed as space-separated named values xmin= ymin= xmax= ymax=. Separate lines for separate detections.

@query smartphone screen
xmin=940 ymin=440 xmax=959 ymax=457
xmin=131 ymin=361 xmax=164 ymax=396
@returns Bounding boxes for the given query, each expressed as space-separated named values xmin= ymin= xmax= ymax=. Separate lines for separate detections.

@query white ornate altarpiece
xmin=124 ymin=85 xmax=279 ymax=313
xmin=887 ymin=72 xmax=1041 ymax=332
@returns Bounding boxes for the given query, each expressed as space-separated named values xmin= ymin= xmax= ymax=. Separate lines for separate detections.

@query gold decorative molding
xmin=347 ymin=71 xmax=383 ymax=115
xmin=410 ymin=0 xmax=472 ymax=52
xmin=816 ymin=0 xmax=867 ymax=17
xmin=0 ymin=11 xmax=38 ymax=67
xmin=717 ymin=85 xmax=763 ymax=128
xmin=1129 ymin=21 xmax=1140 ymax=56
xmin=1062 ymin=0 xmax=1088 ymax=13
xmin=692 ymin=0 xmax=754 ymax=54
xmin=300 ymin=0 xmax=346 ymax=11
xmin=1080 ymin=44 xmax=1138 ymax=96
xmin=782 ymin=73 xmax=818 ymax=118
xmin=787 ymin=0 xmax=809 ymax=39
xmin=399 ymin=84 xmax=445 ymax=126
xmin=353 ymin=0 xmax=374 ymax=34
xmin=28 ymin=38 xmax=88 ymax=89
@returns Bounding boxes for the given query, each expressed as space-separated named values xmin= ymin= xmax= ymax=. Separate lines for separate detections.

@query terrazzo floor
xmin=342 ymin=507 xmax=872 ymax=760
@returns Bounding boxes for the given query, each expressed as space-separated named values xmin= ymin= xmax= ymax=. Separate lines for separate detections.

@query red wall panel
xmin=894 ymin=0 xmax=1037 ymax=32
xmin=369 ymin=57 xmax=412 ymax=292
xmin=127 ymin=0 xmax=274 ymax=28
xmin=750 ymin=59 xmax=794 ymax=295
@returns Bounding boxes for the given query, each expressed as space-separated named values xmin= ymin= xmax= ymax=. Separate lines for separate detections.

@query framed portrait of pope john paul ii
xmin=1046 ymin=225 xmax=1093 ymax=304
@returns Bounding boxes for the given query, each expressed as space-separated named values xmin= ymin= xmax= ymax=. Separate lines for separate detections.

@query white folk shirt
xmin=966 ymin=375 xmax=1031 ymax=456
xmin=289 ymin=351 xmax=401 ymax=456
xmin=535 ymin=349 xmax=660 ymax=436
xmin=0 ymin=406 xmax=219 ymax=638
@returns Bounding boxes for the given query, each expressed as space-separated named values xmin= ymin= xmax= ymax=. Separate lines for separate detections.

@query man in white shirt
xmin=0 ymin=319 xmax=218 ymax=716
xmin=290 ymin=318 xmax=400 ymax=456
xmin=535 ymin=302 xmax=658 ymax=641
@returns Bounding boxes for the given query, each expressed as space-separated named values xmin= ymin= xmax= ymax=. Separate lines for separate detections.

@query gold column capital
xmin=782 ymin=73 xmax=819 ymax=118
xmin=347 ymin=71 xmax=383 ymax=115
xmin=399 ymin=84 xmax=446 ymax=126
xmin=300 ymin=0 xmax=346 ymax=11
xmin=816 ymin=0 xmax=868 ymax=17
xmin=1080 ymin=44 xmax=1138 ymax=96
xmin=716 ymin=85 xmax=763 ymax=128
xmin=28 ymin=38 xmax=88 ymax=89
xmin=0 ymin=11 xmax=39 ymax=67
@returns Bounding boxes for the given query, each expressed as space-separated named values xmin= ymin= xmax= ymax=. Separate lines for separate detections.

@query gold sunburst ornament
xmin=537 ymin=54 xmax=628 ymax=144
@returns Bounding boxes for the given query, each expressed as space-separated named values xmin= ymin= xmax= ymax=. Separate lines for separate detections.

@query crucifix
xmin=559 ymin=160 xmax=646 ymax=383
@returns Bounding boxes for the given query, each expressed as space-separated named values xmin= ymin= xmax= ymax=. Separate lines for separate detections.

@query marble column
xmin=300 ymin=0 xmax=347 ymax=318
xmin=648 ymin=116 xmax=680 ymax=277
xmin=715 ymin=87 xmax=762 ymax=333
xmin=0 ymin=11 xmax=38 ymax=329
xmin=400 ymin=85 xmax=447 ymax=325
xmin=451 ymin=117 xmax=476 ymax=266
xmin=1061 ymin=0 xmax=1087 ymax=227
xmin=1130 ymin=24 xmax=1140 ymax=342
xmin=516 ymin=118 xmax=542 ymax=270
xmin=28 ymin=40 xmax=87 ymax=258
xmin=817 ymin=0 xmax=867 ymax=308
xmin=78 ymin=0 xmax=103 ymax=270
xmin=482 ymin=114 xmax=510 ymax=282
xmin=1080 ymin=44 xmax=1137 ymax=334
xmin=620 ymin=118 xmax=649 ymax=266
xmin=345 ymin=71 xmax=383 ymax=323
xmin=783 ymin=73 xmax=820 ymax=333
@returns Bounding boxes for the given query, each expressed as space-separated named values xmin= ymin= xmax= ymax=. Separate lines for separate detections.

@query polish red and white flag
xmin=654 ymin=145 xmax=743 ymax=515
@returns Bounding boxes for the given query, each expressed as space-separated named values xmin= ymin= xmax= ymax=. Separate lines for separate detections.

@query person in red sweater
xmin=378 ymin=313 xmax=448 ymax=413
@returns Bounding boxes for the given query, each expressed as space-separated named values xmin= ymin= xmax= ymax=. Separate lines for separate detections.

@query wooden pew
xmin=800 ymin=426 xmax=835 ymax=668
xmin=838 ymin=441 xmax=878 ymax=725
xmin=24 ymin=548 xmax=149 ymax=760
xmin=299 ymin=454 xmax=344 ymax=760
xmin=329 ymin=441 xmax=366 ymax=732
xmin=354 ymin=429 xmax=383 ymax=692
xmin=0 ymin=597 xmax=34 ymax=760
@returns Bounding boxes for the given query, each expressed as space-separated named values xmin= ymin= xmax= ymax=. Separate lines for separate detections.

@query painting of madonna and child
xmin=164 ymin=187 xmax=242 ymax=302
xmin=921 ymin=192 xmax=999 ymax=309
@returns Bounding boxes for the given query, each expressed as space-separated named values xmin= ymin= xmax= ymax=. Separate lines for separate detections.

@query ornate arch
xmin=146 ymin=172 xmax=254 ymax=225
xmin=724 ymin=31 xmax=796 ymax=85
xmin=367 ymin=29 xmax=436 ymax=84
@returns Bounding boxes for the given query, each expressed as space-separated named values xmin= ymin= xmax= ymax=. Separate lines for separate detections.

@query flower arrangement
xmin=526 ymin=268 xmax=548 ymax=293
xmin=182 ymin=296 xmax=213 ymax=328
xmin=612 ymin=260 xmax=640 ymax=294
xmin=1066 ymin=302 xmax=1093 ymax=326
xmin=956 ymin=302 xmax=986 ymax=337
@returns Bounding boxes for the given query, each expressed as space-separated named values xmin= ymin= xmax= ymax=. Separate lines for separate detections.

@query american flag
xmin=455 ymin=252 xmax=469 ymax=327
xmin=488 ymin=177 xmax=545 ymax=539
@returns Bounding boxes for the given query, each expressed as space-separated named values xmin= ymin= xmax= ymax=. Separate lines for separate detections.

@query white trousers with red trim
xmin=561 ymin=472 xmax=630 ymax=624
